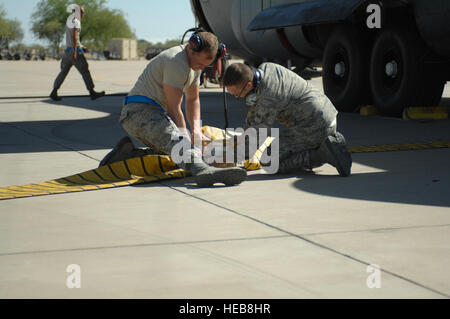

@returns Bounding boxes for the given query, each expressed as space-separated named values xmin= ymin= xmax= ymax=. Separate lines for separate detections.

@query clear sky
xmin=0 ymin=0 xmax=197 ymax=45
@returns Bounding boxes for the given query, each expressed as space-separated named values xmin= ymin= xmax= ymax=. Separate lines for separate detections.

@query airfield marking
xmin=0 ymin=141 xmax=449 ymax=201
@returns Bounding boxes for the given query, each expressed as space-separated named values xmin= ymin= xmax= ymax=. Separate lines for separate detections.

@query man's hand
xmin=72 ymin=51 xmax=77 ymax=61
xmin=82 ymin=47 xmax=88 ymax=53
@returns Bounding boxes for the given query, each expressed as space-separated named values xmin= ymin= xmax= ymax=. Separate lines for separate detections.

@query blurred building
xmin=107 ymin=38 xmax=137 ymax=60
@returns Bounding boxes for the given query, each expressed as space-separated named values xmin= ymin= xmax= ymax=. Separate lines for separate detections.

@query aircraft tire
xmin=323 ymin=26 xmax=370 ymax=112
xmin=370 ymin=26 xmax=434 ymax=116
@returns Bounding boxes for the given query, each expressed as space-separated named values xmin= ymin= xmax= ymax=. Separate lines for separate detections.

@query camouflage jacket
xmin=244 ymin=62 xmax=338 ymax=131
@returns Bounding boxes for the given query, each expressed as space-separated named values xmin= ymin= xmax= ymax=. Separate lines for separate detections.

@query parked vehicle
xmin=190 ymin=0 xmax=450 ymax=115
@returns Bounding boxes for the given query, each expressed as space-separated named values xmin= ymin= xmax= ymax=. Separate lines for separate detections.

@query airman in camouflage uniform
xmin=100 ymin=32 xmax=247 ymax=187
xmin=223 ymin=62 xmax=352 ymax=176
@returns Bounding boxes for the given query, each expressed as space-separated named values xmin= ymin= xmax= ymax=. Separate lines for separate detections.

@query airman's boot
xmin=90 ymin=90 xmax=105 ymax=100
xmin=99 ymin=136 xmax=136 ymax=167
xmin=310 ymin=132 xmax=352 ymax=177
xmin=50 ymin=89 xmax=61 ymax=101
xmin=99 ymin=136 xmax=160 ymax=167
xmin=188 ymin=161 xmax=247 ymax=187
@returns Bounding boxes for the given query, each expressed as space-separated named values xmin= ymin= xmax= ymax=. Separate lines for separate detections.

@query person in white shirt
xmin=50 ymin=4 xmax=105 ymax=101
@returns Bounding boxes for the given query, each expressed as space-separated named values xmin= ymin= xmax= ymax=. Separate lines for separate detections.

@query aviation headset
xmin=185 ymin=28 xmax=231 ymax=129
xmin=189 ymin=31 xmax=227 ymax=64
xmin=249 ymin=66 xmax=262 ymax=89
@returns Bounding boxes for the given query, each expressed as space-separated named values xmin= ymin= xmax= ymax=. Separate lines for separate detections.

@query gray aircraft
xmin=190 ymin=0 xmax=450 ymax=116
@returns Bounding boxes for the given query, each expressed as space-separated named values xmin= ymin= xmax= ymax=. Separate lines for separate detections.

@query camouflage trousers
xmin=211 ymin=121 xmax=336 ymax=173
xmin=53 ymin=51 xmax=94 ymax=92
xmin=276 ymin=120 xmax=337 ymax=173
xmin=120 ymin=102 xmax=201 ymax=172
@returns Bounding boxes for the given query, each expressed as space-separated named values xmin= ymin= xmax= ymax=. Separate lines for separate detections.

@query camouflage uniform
xmin=118 ymin=45 xmax=205 ymax=172
xmin=244 ymin=62 xmax=339 ymax=173
xmin=105 ymin=40 xmax=248 ymax=186
xmin=120 ymin=102 xmax=201 ymax=172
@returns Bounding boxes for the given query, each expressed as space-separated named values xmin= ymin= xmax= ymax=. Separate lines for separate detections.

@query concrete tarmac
xmin=0 ymin=60 xmax=449 ymax=298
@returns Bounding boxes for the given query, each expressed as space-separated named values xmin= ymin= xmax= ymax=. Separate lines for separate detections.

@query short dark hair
xmin=196 ymin=32 xmax=219 ymax=59
xmin=223 ymin=63 xmax=253 ymax=87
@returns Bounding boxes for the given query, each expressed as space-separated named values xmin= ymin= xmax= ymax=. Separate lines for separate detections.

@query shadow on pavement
xmin=0 ymin=91 xmax=248 ymax=154
xmin=292 ymin=171 xmax=449 ymax=207
xmin=291 ymin=148 xmax=450 ymax=207
xmin=148 ymin=148 xmax=450 ymax=208
xmin=2 ymin=92 xmax=449 ymax=207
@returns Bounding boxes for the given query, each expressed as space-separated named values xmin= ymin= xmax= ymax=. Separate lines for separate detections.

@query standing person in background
xmin=50 ymin=4 xmax=105 ymax=101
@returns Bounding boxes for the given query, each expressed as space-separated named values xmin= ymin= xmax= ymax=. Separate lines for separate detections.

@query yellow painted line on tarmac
xmin=348 ymin=141 xmax=450 ymax=153
xmin=1 ymin=125 xmax=449 ymax=201
xmin=360 ymin=105 xmax=449 ymax=120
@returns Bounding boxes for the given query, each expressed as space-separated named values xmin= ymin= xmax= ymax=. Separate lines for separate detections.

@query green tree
xmin=30 ymin=0 xmax=134 ymax=54
xmin=137 ymin=38 xmax=182 ymax=57
xmin=32 ymin=19 xmax=63 ymax=55
xmin=0 ymin=4 xmax=24 ymax=47
xmin=7 ymin=19 xmax=24 ymax=44
xmin=81 ymin=7 xmax=135 ymax=50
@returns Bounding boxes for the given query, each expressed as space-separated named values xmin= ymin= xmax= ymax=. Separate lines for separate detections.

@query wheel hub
xmin=334 ymin=61 xmax=346 ymax=77
xmin=385 ymin=60 xmax=398 ymax=78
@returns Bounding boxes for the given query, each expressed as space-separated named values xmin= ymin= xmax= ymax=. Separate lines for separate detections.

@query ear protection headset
xmin=184 ymin=28 xmax=230 ymax=129
xmin=188 ymin=33 xmax=203 ymax=51
xmin=189 ymin=32 xmax=227 ymax=64
xmin=249 ymin=66 xmax=262 ymax=89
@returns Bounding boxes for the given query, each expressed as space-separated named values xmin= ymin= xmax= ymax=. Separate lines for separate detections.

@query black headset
xmin=183 ymin=28 xmax=230 ymax=129
xmin=189 ymin=32 xmax=227 ymax=64
xmin=249 ymin=66 xmax=262 ymax=89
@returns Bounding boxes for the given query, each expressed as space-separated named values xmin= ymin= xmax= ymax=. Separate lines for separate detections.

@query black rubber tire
xmin=369 ymin=26 xmax=443 ymax=116
xmin=323 ymin=26 xmax=371 ymax=112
